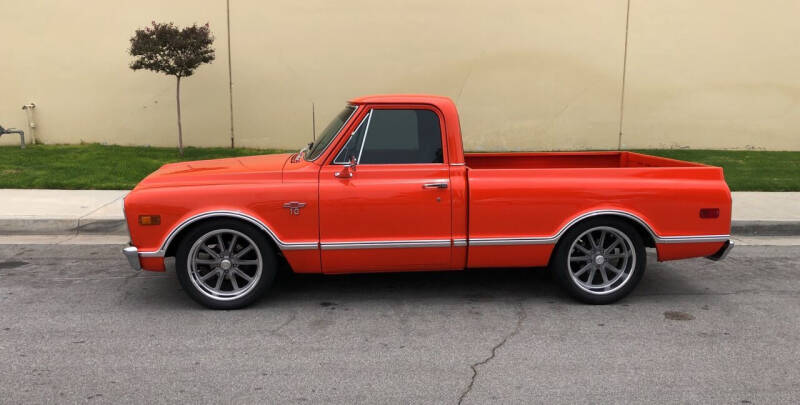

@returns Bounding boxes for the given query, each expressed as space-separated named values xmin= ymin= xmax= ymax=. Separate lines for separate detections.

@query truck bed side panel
xmin=465 ymin=166 xmax=731 ymax=268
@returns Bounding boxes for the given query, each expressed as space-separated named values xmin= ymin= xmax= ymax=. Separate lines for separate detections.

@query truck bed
xmin=464 ymin=151 xmax=705 ymax=170
xmin=463 ymin=150 xmax=730 ymax=268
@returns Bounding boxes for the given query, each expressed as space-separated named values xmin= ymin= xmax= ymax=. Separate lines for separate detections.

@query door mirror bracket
xmin=335 ymin=156 xmax=357 ymax=178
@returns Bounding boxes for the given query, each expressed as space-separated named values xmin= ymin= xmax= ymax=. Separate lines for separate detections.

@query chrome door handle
xmin=422 ymin=182 xmax=448 ymax=189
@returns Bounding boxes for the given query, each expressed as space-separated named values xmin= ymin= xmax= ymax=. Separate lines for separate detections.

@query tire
xmin=175 ymin=219 xmax=277 ymax=309
xmin=551 ymin=218 xmax=646 ymax=304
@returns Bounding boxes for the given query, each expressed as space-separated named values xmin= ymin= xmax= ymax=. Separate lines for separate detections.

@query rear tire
xmin=175 ymin=219 xmax=277 ymax=309
xmin=551 ymin=218 xmax=646 ymax=304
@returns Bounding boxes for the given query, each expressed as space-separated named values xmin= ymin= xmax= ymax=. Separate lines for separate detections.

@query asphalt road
xmin=1 ymin=242 xmax=799 ymax=404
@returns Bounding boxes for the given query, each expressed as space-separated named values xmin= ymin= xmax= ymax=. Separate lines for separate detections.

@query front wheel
xmin=175 ymin=219 xmax=277 ymax=309
xmin=551 ymin=218 xmax=646 ymax=304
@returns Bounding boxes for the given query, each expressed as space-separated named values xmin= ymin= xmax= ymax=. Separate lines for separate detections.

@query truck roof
xmin=348 ymin=94 xmax=456 ymax=110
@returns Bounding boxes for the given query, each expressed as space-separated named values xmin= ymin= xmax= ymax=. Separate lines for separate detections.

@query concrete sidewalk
xmin=0 ymin=189 xmax=128 ymax=235
xmin=728 ymin=192 xmax=800 ymax=235
xmin=0 ymin=189 xmax=798 ymax=236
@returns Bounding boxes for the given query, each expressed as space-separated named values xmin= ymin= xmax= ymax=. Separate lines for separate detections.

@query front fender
xmin=124 ymin=182 xmax=319 ymax=256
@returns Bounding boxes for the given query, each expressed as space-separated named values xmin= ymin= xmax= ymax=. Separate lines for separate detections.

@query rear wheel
xmin=175 ymin=219 xmax=277 ymax=309
xmin=552 ymin=218 xmax=646 ymax=304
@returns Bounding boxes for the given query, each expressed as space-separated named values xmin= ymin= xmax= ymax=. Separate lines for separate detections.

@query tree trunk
xmin=176 ymin=76 xmax=184 ymax=156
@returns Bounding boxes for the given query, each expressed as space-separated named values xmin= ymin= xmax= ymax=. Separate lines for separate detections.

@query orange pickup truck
xmin=123 ymin=94 xmax=733 ymax=309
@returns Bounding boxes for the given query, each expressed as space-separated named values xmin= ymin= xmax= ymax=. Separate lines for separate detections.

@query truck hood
xmin=134 ymin=153 xmax=292 ymax=189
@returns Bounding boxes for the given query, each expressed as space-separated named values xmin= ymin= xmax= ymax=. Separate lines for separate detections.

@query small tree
xmin=129 ymin=21 xmax=215 ymax=155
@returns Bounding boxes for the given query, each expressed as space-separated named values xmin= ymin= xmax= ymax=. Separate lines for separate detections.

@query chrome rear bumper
xmin=706 ymin=240 xmax=734 ymax=261
xmin=123 ymin=246 xmax=142 ymax=270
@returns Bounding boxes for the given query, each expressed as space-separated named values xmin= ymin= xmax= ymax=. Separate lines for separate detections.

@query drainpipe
xmin=21 ymin=102 xmax=37 ymax=144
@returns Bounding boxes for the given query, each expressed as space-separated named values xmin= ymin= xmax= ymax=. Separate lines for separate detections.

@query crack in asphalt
xmin=270 ymin=311 xmax=297 ymax=336
xmin=457 ymin=301 xmax=527 ymax=405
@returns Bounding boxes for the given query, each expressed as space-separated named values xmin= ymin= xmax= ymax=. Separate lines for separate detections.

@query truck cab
xmin=298 ymin=95 xmax=469 ymax=273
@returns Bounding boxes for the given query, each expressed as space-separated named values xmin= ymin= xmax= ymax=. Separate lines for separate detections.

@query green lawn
xmin=634 ymin=149 xmax=800 ymax=191
xmin=0 ymin=144 xmax=289 ymax=189
xmin=0 ymin=144 xmax=797 ymax=191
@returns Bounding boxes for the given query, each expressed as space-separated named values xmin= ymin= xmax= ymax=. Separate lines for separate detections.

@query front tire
xmin=551 ymin=218 xmax=646 ymax=304
xmin=175 ymin=219 xmax=277 ymax=309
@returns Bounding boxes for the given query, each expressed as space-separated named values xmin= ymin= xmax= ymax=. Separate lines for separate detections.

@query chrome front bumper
xmin=123 ymin=246 xmax=142 ymax=270
xmin=706 ymin=240 xmax=734 ymax=261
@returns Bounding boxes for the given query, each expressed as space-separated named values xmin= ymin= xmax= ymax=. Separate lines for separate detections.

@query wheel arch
xmin=163 ymin=211 xmax=283 ymax=258
xmin=552 ymin=210 xmax=658 ymax=252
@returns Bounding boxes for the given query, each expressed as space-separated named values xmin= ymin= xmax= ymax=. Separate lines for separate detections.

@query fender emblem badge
xmin=282 ymin=201 xmax=306 ymax=216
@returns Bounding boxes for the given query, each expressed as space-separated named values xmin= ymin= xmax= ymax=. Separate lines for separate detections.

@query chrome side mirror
xmin=335 ymin=156 xmax=357 ymax=178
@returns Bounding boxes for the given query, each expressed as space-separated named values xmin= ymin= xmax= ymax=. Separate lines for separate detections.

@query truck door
xmin=318 ymin=106 xmax=453 ymax=273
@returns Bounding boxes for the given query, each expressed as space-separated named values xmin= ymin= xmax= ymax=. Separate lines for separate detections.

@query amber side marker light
xmin=699 ymin=208 xmax=720 ymax=219
xmin=138 ymin=215 xmax=161 ymax=225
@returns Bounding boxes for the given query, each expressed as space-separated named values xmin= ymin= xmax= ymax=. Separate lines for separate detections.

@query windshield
xmin=305 ymin=105 xmax=357 ymax=161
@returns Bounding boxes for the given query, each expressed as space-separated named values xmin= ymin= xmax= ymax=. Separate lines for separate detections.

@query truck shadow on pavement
xmin=131 ymin=254 xmax=705 ymax=309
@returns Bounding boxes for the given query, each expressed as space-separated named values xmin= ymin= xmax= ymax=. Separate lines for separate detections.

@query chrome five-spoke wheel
xmin=188 ymin=229 xmax=263 ymax=301
xmin=568 ymin=226 xmax=635 ymax=295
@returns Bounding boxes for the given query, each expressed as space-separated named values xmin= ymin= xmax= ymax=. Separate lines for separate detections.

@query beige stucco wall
xmin=0 ymin=0 xmax=231 ymax=148
xmin=621 ymin=0 xmax=800 ymax=150
xmin=1 ymin=1 xmax=798 ymax=150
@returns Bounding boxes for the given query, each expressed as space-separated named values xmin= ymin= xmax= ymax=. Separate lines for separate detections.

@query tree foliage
xmin=129 ymin=21 xmax=215 ymax=78
xmin=128 ymin=22 xmax=215 ymax=155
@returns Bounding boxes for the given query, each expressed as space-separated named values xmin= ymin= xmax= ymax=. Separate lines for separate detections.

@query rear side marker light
xmin=699 ymin=208 xmax=720 ymax=219
xmin=138 ymin=215 xmax=161 ymax=225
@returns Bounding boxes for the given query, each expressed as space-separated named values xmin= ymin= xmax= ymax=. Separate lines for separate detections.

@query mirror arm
xmin=334 ymin=156 xmax=357 ymax=178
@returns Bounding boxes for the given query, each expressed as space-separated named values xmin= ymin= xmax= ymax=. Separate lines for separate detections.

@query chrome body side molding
xmin=321 ymin=239 xmax=451 ymax=250
xmin=137 ymin=210 xmax=318 ymax=258
xmin=657 ymin=235 xmax=731 ymax=244
xmin=134 ymin=209 xmax=729 ymax=258
xmin=468 ymin=210 xmax=730 ymax=246
xmin=469 ymin=237 xmax=556 ymax=246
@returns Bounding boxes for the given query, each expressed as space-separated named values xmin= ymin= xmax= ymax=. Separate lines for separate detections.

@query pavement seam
xmin=457 ymin=301 xmax=527 ymax=405
xmin=55 ymin=234 xmax=78 ymax=245
xmin=75 ymin=193 xmax=127 ymax=235
xmin=76 ymin=193 xmax=127 ymax=222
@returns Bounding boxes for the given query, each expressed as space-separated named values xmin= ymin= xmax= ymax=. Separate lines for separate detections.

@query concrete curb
xmin=0 ymin=218 xmax=129 ymax=236
xmin=731 ymin=220 xmax=800 ymax=236
xmin=0 ymin=218 xmax=797 ymax=237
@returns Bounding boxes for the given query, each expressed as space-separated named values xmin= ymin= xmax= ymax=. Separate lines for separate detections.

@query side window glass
xmin=359 ymin=109 xmax=443 ymax=164
xmin=333 ymin=111 xmax=372 ymax=164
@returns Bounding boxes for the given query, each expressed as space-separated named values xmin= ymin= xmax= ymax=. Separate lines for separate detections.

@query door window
xmin=334 ymin=109 xmax=443 ymax=164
